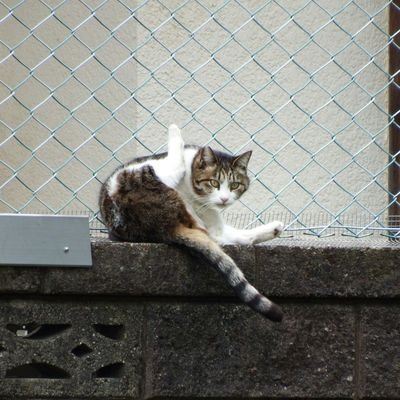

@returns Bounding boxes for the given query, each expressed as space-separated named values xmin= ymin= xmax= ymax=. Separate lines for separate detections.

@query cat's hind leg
xmin=168 ymin=124 xmax=184 ymax=156
xmin=163 ymin=124 xmax=186 ymax=187
xmin=150 ymin=124 xmax=186 ymax=188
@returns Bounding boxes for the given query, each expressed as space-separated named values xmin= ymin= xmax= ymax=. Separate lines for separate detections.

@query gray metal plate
xmin=0 ymin=214 xmax=92 ymax=267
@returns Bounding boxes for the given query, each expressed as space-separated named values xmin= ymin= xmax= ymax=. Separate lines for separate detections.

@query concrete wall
xmin=0 ymin=1 xmax=390 ymax=219
xmin=0 ymin=238 xmax=399 ymax=398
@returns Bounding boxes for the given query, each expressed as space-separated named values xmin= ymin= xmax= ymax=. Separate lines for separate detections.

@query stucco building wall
xmin=0 ymin=1 xmax=390 ymax=223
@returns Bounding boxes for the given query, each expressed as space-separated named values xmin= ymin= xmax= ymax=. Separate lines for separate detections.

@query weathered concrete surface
xmin=1 ymin=239 xmax=399 ymax=298
xmin=0 ymin=239 xmax=399 ymax=399
xmin=360 ymin=305 xmax=400 ymax=399
xmin=146 ymin=303 xmax=355 ymax=398
xmin=0 ymin=301 xmax=142 ymax=398
xmin=256 ymin=242 xmax=400 ymax=298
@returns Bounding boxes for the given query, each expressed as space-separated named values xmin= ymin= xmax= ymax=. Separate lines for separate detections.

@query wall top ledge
xmin=1 ymin=238 xmax=399 ymax=298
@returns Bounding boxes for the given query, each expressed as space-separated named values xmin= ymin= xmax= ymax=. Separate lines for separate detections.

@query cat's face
xmin=191 ymin=147 xmax=251 ymax=208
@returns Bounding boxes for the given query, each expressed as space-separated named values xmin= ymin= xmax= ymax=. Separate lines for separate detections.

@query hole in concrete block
xmin=93 ymin=362 xmax=125 ymax=378
xmin=0 ymin=344 xmax=5 ymax=352
xmin=71 ymin=343 xmax=93 ymax=357
xmin=6 ymin=323 xmax=71 ymax=339
xmin=6 ymin=323 xmax=39 ymax=337
xmin=5 ymin=363 xmax=71 ymax=379
xmin=93 ymin=324 xmax=125 ymax=340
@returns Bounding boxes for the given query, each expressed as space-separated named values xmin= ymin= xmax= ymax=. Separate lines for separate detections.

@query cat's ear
xmin=199 ymin=146 xmax=217 ymax=168
xmin=233 ymin=150 xmax=252 ymax=170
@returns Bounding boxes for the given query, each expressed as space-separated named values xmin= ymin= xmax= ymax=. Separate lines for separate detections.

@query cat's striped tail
xmin=173 ymin=224 xmax=283 ymax=322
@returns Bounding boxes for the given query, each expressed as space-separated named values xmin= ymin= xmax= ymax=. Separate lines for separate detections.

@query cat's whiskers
xmin=195 ymin=199 xmax=215 ymax=213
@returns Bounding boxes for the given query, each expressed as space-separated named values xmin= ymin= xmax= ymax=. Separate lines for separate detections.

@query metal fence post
xmin=389 ymin=0 xmax=400 ymax=238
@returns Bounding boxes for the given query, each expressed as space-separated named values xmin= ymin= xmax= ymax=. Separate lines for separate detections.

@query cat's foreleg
xmin=218 ymin=221 xmax=284 ymax=245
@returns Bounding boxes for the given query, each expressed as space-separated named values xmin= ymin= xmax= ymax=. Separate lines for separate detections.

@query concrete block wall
xmin=0 ymin=238 xmax=399 ymax=399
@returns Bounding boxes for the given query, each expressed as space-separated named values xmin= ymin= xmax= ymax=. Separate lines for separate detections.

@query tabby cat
xmin=99 ymin=125 xmax=284 ymax=321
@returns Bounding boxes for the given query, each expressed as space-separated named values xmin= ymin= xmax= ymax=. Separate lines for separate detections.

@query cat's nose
xmin=220 ymin=196 xmax=229 ymax=204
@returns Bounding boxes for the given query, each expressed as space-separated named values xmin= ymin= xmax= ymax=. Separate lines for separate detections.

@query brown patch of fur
xmin=174 ymin=224 xmax=220 ymax=254
xmin=99 ymin=166 xmax=200 ymax=242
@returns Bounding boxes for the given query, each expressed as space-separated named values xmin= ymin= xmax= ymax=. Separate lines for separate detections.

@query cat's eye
xmin=209 ymin=179 xmax=220 ymax=189
xmin=230 ymin=182 xmax=241 ymax=190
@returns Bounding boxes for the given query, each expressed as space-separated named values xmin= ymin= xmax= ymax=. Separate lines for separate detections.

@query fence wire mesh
xmin=0 ymin=0 xmax=399 ymax=239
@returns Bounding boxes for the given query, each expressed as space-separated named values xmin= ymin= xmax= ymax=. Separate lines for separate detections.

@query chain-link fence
xmin=0 ymin=0 xmax=399 ymax=239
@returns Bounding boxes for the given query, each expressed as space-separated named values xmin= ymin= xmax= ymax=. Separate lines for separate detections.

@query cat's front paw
xmin=271 ymin=221 xmax=284 ymax=238
xmin=252 ymin=220 xmax=284 ymax=244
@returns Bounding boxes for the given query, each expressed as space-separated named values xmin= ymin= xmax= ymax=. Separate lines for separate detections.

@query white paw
xmin=269 ymin=220 xmax=284 ymax=238
xmin=168 ymin=124 xmax=182 ymax=140
xmin=168 ymin=124 xmax=184 ymax=153
xmin=251 ymin=221 xmax=285 ymax=244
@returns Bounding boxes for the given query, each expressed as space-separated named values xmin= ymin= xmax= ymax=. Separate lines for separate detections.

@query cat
xmin=99 ymin=124 xmax=284 ymax=322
